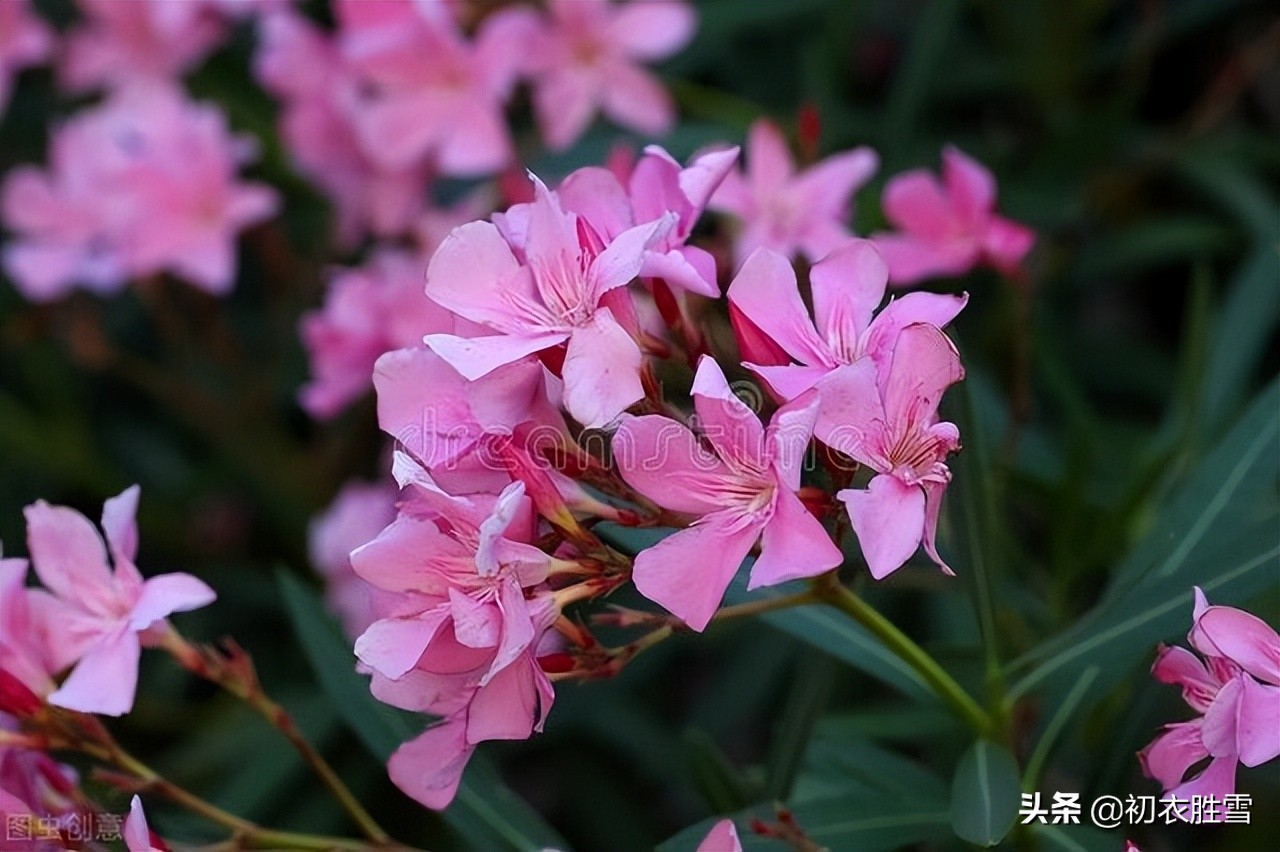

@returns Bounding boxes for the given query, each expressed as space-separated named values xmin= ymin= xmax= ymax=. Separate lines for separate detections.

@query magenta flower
xmin=710 ymin=119 xmax=878 ymax=265
xmin=871 ymin=145 xmax=1035 ymax=286
xmin=831 ymin=323 xmax=965 ymax=579
xmin=0 ymin=0 xmax=52 ymax=113
xmin=22 ymin=486 xmax=215 ymax=716
xmin=697 ymin=819 xmax=743 ymax=851
xmin=727 ymin=240 xmax=966 ymax=445
xmin=1140 ymin=588 xmax=1280 ymax=803
xmin=424 ymin=176 xmax=673 ymax=428
xmin=612 ymin=357 xmax=842 ymax=631
xmin=337 ymin=0 xmax=535 ymax=176
xmin=528 ymin=0 xmax=696 ymax=150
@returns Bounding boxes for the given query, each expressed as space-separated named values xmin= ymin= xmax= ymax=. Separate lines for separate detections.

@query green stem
xmin=814 ymin=574 xmax=995 ymax=737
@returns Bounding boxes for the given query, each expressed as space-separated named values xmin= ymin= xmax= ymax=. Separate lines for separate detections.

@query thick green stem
xmin=814 ymin=574 xmax=995 ymax=737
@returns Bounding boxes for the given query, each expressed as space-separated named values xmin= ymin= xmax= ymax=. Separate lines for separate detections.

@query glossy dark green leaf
xmin=950 ymin=741 xmax=1021 ymax=847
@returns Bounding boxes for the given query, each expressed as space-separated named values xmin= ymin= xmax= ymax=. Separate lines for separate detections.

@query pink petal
xmin=632 ymin=510 xmax=761 ymax=632
xmin=863 ymin=291 xmax=968 ymax=368
xmin=942 ymin=145 xmax=996 ymax=226
xmin=425 ymin=331 xmax=569 ymax=381
xmin=726 ymin=248 xmax=831 ymax=367
xmin=388 ymin=716 xmax=475 ymax=810
xmin=558 ymin=166 xmax=633 ymax=239
xmin=612 ymin=415 xmax=736 ymax=514
xmin=24 ymin=500 xmax=115 ymax=613
xmin=589 ymin=214 xmax=674 ymax=299
xmin=676 ymin=146 xmax=741 ymax=216
xmin=1235 ymin=678 xmax=1280 ymax=766
xmin=748 ymin=363 xmax=833 ymax=403
xmin=447 ymin=589 xmax=502 ymax=650
xmin=486 ymin=577 xmax=536 ymax=680
xmin=691 ymin=355 xmax=766 ymax=469
xmin=870 ymin=232 xmax=983 ymax=286
xmin=129 ymin=573 xmax=216 ymax=630
xmin=48 ymin=629 xmax=141 ymax=717
xmin=350 ymin=515 xmax=468 ymax=595
xmin=790 ymin=146 xmax=879 ymax=216
xmin=809 ymin=359 xmax=883 ymax=456
xmin=1168 ymin=754 xmax=1237 ymax=803
xmin=765 ymin=391 xmax=820 ymax=491
xmin=352 ymin=91 xmax=451 ymax=171
xmin=124 ymin=796 xmax=150 ymax=852
xmin=561 ymin=308 xmax=644 ymax=428
xmin=920 ymin=477 xmax=954 ymax=575
xmin=602 ymin=63 xmax=675 ymax=136
xmin=1138 ymin=721 xmax=1207 ymax=790
xmin=435 ymin=100 xmax=512 ymax=177
xmin=839 ymin=475 xmax=925 ymax=580
xmin=745 ymin=119 xmax=794 ymax=195
xmin=610 ymin=1 xmax=696 ymax=61
xmin=808 ymin=239 xmax=888 ymax=352
xmin=1192 ymin=606 xmax=1280 ymax=685
xmin=697 ymin=819 xmax=743 ymax=852
xmin=425 ymin=221 xmax=525 ymax=328
xmin=881 ymin=323 xmax=964 ymax=431
xmin=467 ymin=652 xmax=540 ymax=742
xmin=355 ymin=610 xmax=448 ymax=680
xmin=534 ymin=68 xmax=598 ymax=151
xmin=640 ymin=246 xmax=719 ymax=297
xmin=881 ymin=171 xmax=955 ymax=241
xmin=1201 ymin=676 xmax=1242 ymax=758
xmin=982 ymin=216 xmax=1035 ymax=273
xmin=750 ymin=489 xmax=842 ymax=588
xmin=101 ymin=485 xmax=141 ymax=566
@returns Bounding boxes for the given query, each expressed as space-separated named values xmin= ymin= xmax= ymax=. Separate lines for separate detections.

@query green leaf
xmin=1032 ymin=822 xmax=1125 ymax=852
xmin=276 ymin=571 xmax=567 ymax=852
xmin=949 ymin=741 xmax=1021 ymax=847
xmin=763 ymin=655 xmax=835 ymax=800
xmin=682 ymin=728 xmax=759 ymax=814
xmin=796 ymin=721 xmax=949 ymax=805
xmin=1202 ymin=248 xmax=1280 ymax=432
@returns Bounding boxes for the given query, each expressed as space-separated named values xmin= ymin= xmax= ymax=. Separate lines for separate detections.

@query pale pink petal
xmin=467 ymin=653 xmax=540 ymax=742
xmin=942 ymin=145 xmax=996 ymax=227
xmin=726 ymin=248 xmax=831 ymax=367
xmin=809 ymin=359 xmax=883 ymax=456
xmin=1168 ymin=754 xmax=1237 ymax=803
xmin=589 ymin=214 xmax=674 ymax=298
xmin=534 ymin=68 xmax=598 ymax=151
xmin=750 ymin=489 xmax=841 ymax=588
xmin=840 ymin=475 xmax=925 ymax=580
xmin=351 ymin=92 xmax=450 ymax=171
xmin=425 ymin=331 xmax=569 ymax=381
xmin=355 ymin=610 xmax=448 ymax=680
xmin=610 ymin=1 xmax=696 ymax=60
xmin=48 ymin=629 xmax=141 ymax=716
xmin=425 ymin=221 xmax=525 ymax=327
xmin=691 ymin=356 xmax=766 ymax=468
xmin=388 ymin=716 xmax=475 ymax=810
xmin=448 ymin=589 xmax=502 ymax=649
xmin=697 ymin=818 xmax=743 ymax=852
xmin=435 ymin=100 xmax=512 ymax=176
xmin=633 ymin=510 xmax=761 ymax=631
xmin=790 ymin=146 xmax=878 ymax=216
xmin=350 ymin=515 xmax=469 ymax=595
xmin=640 ymin=247 xmax=719 ymax=297
xmin=558 ymin=166 xmax=634 ymax=239
xmin=101 ymin=485 xmax=141 ymax=566
xmin=561 ymin=308 xmax=644 ymax=428
xmin=486 ymin=577 xmax=536 ymax=679
xmin=863 ymin=291 xmax=968 ymax=367
xmin=1192 ymin=606 xmax=1280 ymax=685
xmin=124 ymin=796 xmax=151 ymax=852
xmin=1139 ymin=721 xmax=1207 ymax=790
xmin=1235 ymin=679 xmax=1280 ymax=766
xmin=677 ymin=146 xmax=741 ymax=215
xmin=24 ymin=500 xmax=115 ymax=612
xmin=765 ymin=391 xmax=820 ymax=491
xmin=602 ymin=63 xmax=675 ymax=136
xmin=881 ymin=323 xmax=964 ymax=430
xmin=982 ymin=216 xmax=1035 ymax=273
xmin=748 ymin=363 xmax=833 ymax=402
xmin=746 ymin=120 xmax=794 ymax=195
xmin=1200 ymin=676 xmax=1242 ymax=758
xmin=881 ymin=171 xmax=955 ymax=241
xmin=613 ymin=415 xmax=736 ymax=514
xmin=808 ymin=239 xmax=888 ymax=350
xmin=129 ymin=573 xmax=216 ymax=630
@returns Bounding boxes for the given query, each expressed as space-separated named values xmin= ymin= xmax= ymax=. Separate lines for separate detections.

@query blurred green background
xmin=1 ymin=0 xmax=1277 ymax=850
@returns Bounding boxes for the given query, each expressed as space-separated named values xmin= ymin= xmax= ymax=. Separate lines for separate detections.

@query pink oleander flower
xmin=0 ymin=0 xmax=53 ymax=113
xmin=1139 ymin=588 xmax=1280 ymax=804
xmin=697 ymin=819 xmax=743 ymax=852
xmin=424 ymin=176 xmax=673 ymax=428
xmin=351 ymin=454 xmax=558 ymax=808
xmin=308 ymin=481 xmax=401 ymax=639
xmin=528 ymin=0 xmax=696 ymax=150
xmin=22 ymin=486 xmax=216 ymax=716
xmin=710 ymin=119 xmax=878 ymax=266
xmin=727 ymin=240 xmax=966 ymax=444
xmin=336 ymin=0 xmax=535 ymax=176
xmin=0 ymin=553 xmax=59 ymax=697
xmin=0 ymin=713 xmax=81 ymax=842
xmin=124 ymin=795 xmax=164 ymax=852
xmin=830 ymin=323 xmax=964 ymax=579
xmin=299 ymin=250 xmax=456 ymax=418
xmin=61 ymin=0 xmax=229 ymax=91
xmin=1 ymin=84 xmax=278 ymax=300
xmin=558 ymin=144 xmax=740 ymax=297
xmin=871 ymin=145 xmax=1035 ymax=286
xmin=254 ymin=8 xmax=434 ymax=245
xmin=612 ymin=357 xmax=842 ymax=631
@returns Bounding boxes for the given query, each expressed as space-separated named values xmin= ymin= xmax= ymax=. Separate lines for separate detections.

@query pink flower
xmin=1139 ymin=588 xmax=1280 ymax=804
xmin=0 ymin=554 xmax=58 ymax=697
xmin=0 ymin=713 xmax=81 ymax=838
xmin=1 ymin=84 xmax=278 ymax=299
xmin=831 ymin=323 xmax=965 ymax=579
xmin=61 ymin=0 xmax=229 ymax=91
xmin=337 ymin=0 xmax=535 ymax=176
xmin=299 ymin=251 xmax=456 ymax=418
xmin=528 ymin=0 xmax=696 ymax=150
xmin=871 ymin=145 xmax=1034 ymax=285
xmin=697 ymin=819 xmax=743 ymax=852
xmin=424 ymin=176 xmax=673 ymax=428
xmin=0 ymin=0 xmax=52 ymax=113
xmin=612 ymin=357 xmax=842 ymax=631
xmin=124 ymin=795 xmax=163 ymax=852
xmin=351 ymin=455 xmax=557 ymax=808
xmin=727 ymin=241 xmax=966 ymax=446
xmin=559 ymin=144 xmax=740 ymax=296
xmin=710 ymin=119 xmax=878 ymax=265
xmin=308 ymin=481 xmax=400 ymax=639
xmin=23 ymin=486 xmax=215 ymax=716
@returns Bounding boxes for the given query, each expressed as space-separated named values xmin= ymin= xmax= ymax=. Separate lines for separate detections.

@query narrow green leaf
xmin=276 ymin=571 xmax=567 ymax=851
xmin=682 ymin=729 xmax=758 ymax=814
xmin=882 ymin=0 xmax=962 ymax=152
xmin=764 ymin=655 xmax=835 ymax=800
xmin=950 ymin=741 xmax=1021 ymax=847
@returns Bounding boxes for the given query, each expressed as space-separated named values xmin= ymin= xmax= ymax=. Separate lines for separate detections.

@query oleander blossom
xmin=1 ymin=83 xmax=278 ymax=301
xmin=1139 ymin=588 xmax=1280 ymax=806
xmin=870 ymin=145 xmax=1035 ymax=286
xmin=696 ymin=819 xmax=743 ymax=851
xmin=20 ymin=486 xmax=216 ymax=716
xmin=308 ymin=481 xmax=400 ymax=639
xmin=710 ymin=118 xmax=878 ymax=265
xmin=612 ymin=357 xmax=843 ymax=631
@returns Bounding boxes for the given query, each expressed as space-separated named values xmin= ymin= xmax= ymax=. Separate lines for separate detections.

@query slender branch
xmin=160 ymin=630 xmax=392 ymax=846
xmin=812 ymin=573 xmax=995 ymax=737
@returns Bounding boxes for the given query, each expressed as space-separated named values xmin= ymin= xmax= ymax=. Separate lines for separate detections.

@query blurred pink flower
xmin=710 ymin=119 xmax=878 ymax=265
xmin=832 ymin=324 xmax=964 ymax=579
xmin=697 ymin=819 xmax=743 ymax=852
xmin=612 ymin=357 xmax=842 ymax=631
xmin=424 ymin=176 xmax=673 ymax=428
xmin=308 ymin=481 xmax=400 ymax=639
xmin=0 ymin=712 xmax=81 ymax=842
xmin=23 ymin=486 xmax=215 ymax=716
xmin=0 ymin=0 xmax=53 ymax=112
xmin=871 ymin=145 xmax=1034 ymax=285
xmin=528 ymin=0 xmax=695 ymax=150
xmin=336 ymin=0 xmax=535 ymax=176
xmin=0 ymin=554 xmax=59 ymax=697
xmin=727 ymin=241 xmax=966 ymax=445
xmin=1140 ymin=588 xmax=1280 ymax=805
xmin=2 ymin=84 xmax=277 ymax=299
